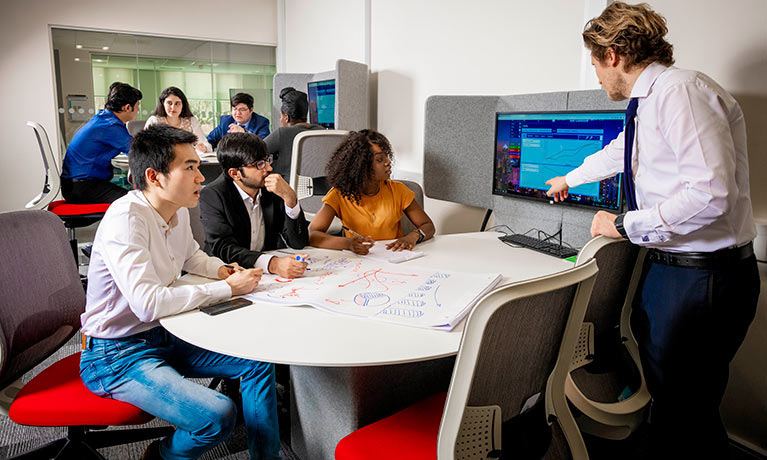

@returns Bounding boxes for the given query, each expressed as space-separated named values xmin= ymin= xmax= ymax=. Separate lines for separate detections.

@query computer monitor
xmin=307 ymin=79 xmax=336 ymax=129
xmin=492 ymin=110 xmax=626 ymax=211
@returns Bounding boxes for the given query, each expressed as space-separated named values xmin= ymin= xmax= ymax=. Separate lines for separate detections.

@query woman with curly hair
xmin=308 ymin=130 xmax=435 ymax=254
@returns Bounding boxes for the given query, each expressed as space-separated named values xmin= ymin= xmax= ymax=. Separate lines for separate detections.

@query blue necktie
xmin=623 ymin=98 xmax=639 ymax=211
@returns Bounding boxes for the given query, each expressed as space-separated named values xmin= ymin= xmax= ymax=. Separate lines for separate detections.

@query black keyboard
xmin=499 ymin=233 xmax=579 ymax=259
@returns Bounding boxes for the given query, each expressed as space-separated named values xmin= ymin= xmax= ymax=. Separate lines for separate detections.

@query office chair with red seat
xmin=336 ymin=259 xmax=600 ymax=460
xmin=25 ymin=121 xmax=111 ymax=264
xmin=0 ymin=210 xmax=170 ymax=460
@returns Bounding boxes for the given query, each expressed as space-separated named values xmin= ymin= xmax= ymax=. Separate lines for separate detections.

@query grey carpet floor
xmin=0 ymin=332 xmax=300 ymax=460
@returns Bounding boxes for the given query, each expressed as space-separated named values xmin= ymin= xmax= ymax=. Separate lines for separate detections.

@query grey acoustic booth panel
xmin=273 ymin=59 xmax=369 ymax=132
xmin=272 ymin=73 xmax=314 ymax=124
xmin=423 ymin=95 xmax=499 ymax=209
xmin=423 ymin=89 xmax=629 ymax=249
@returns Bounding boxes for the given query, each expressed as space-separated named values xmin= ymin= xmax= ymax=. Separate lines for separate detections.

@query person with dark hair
xmin=61 ymin=81 xmax=142 ymax=204
xmin=79 ymin=124 xmax=280 ymax=460
xmin=199 ymin=132 xmax=309 ymax=278
xmin=545 ymin=3 xmax=758 ymax=458
xmin=264 ymin=87 xmax=324 ymax=178
xmin=309 ymin=129 xmax=435 ymax=255
xmin=145 ymin=86 xmax=212 ymax=153
xmin=206 ymin=92 xmax=270 ymax=148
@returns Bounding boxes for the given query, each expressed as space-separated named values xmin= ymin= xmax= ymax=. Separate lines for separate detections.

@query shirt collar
xmin=630 ymin=62 xmax=671 ymax=99
xmin=133 ymin=190 xmax=179 ymax=230
xmin=234 ymin=181 xmax=261 ymax=205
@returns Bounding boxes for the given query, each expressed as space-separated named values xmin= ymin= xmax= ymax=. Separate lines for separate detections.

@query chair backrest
xmin=0 ymin=210 xmax=85 ymax=391
xmin=126 ymin=119 xmax=147 ymax=136
xmin=187 ymin=202 xmax=206 ymax=249
xmin=289 ymin=130 xmax=349 ymax=214
xmin=437 ymin=259 xmax=599 ymax=460
xmin=575 ymin=236 xmax=641 ymax=351
xmin=398 ymin=180 xmax=424 ymax=236
xmin=25 ymin=121 xmax=61 ymax=210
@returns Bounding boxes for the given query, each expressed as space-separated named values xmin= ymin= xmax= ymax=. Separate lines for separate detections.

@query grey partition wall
xmin=424 ymin=89 xmax=627 ymax=248
xmin=273 ymin=59 xmax=369 ymax=131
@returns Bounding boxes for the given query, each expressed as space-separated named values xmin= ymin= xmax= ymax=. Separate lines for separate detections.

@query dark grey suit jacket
xmin=199 ymin=175 xmax=309 ymax=268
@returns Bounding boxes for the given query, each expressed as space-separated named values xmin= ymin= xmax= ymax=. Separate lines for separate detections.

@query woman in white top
xmin=145 ymin=86 xmax=213 ymax=153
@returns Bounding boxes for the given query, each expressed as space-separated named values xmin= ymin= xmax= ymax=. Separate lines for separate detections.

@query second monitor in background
xmin=493 ymin=110 xmax=626 ymax=211
xmin=308 ymin=79 xmax=336 ymax=129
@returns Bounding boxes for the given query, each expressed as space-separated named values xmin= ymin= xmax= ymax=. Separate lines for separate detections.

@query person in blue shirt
xmin=61 ymin=82 xmax=142 ymax=204
xmin=207 ymin=92 xmax=270 ymax=149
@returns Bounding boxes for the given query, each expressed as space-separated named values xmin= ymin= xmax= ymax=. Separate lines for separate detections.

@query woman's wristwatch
xmin=415 ymin=228 xmax=425 ymax=244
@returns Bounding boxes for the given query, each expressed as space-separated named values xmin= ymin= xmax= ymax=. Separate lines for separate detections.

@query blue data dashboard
xmin=492 ymin=111 xmax=626 ymax=211
xmin=308 ymin=79 xmax=336 ymax=129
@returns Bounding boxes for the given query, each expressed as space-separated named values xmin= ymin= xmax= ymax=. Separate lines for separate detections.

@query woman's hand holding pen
xmin=348 ymin=235 xmax=374 ymax=255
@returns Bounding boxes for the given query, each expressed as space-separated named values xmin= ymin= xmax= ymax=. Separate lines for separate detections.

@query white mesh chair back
xmin=437 ymin=259 xmax=599 ymax=460
xmin=25 ymin=121 xmax=61 ymax=210
xmin=289 ymin=130 xmax=349 ymax=215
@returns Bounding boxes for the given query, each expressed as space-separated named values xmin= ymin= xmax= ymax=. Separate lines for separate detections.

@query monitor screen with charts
xmin=308 ymin=79 xmax=336 ymax=129
xmin=492 ymin=111 xmax=626 ymax=211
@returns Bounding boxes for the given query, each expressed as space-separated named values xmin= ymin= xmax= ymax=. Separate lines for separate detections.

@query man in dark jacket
xmin=199 ymin=133 xmax=309 ymax=278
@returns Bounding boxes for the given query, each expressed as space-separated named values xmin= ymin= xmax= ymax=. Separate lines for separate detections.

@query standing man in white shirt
xmin=79 ymin=124 xmax=281 ymax=460
xmin=545 ymin=3 xmax=758 ymax=458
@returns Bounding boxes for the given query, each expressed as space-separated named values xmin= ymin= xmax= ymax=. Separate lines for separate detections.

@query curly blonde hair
xmin=583 ymin=2 xmax=674 ymax=71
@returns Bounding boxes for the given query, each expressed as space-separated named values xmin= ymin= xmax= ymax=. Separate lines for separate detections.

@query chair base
xmin=9 ymin=425 xmax=174 ymax=460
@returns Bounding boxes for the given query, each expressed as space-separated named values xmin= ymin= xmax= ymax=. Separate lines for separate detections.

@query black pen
xmin=224 ymin=264 xmax=245 ymax=272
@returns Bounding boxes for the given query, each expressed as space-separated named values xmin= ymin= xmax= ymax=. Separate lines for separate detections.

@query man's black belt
xmin=647 ymin=242 xmax=754 ymax=269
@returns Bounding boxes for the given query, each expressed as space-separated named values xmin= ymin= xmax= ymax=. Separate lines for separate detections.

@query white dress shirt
xmin=566 ymin=62 xmax=756 ymax=252
xmin=233 ymin=182 xmax=302 ymax=272
xmin=81 ymin=191 xmax=232 ymax=338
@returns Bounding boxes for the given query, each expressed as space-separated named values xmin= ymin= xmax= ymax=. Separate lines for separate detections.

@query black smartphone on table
xmin=200 ymin=298 xmax=253 ymax=316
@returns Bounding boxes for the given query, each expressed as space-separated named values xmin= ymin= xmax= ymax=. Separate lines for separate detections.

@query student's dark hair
xmin=104 ymin=82 xmax=143 ymax=112
xmin=583 ymin=2 xmax=674 ymax=71
xmin=230 ymin=92 xmax=254 ymax=109
xmin=326 ymin=130 xmax=393 ymax=204
xmin=151 ymin=86 xmax=193 ymax=118
xmin=279 ymin=87 xmax=309 ymax=122
xmin=129 ymin=125 xmax=197 ymax=191
xmin=216 ymin=132 xmax=269 ymax=180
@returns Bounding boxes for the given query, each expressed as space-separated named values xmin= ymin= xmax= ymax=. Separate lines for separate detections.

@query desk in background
xmin=161 ymin=232 xmax=574 ymax=459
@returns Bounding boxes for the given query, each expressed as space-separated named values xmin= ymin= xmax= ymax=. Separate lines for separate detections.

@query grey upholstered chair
xmin=566 ymin=236 xmax=651 ymax=441
xmin=336 ymin=259 xmax=600 ymax=460
xmin=398 ymin=179 xmax=424 ymax=236
xmin=0 ymin=210 xmax=168 ymax=459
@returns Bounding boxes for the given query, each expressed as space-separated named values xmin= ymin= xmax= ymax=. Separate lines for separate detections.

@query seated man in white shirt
xmin=79 ymin=124 xmax=281 ymax=460
xmin=199 ymin=132 xmax=309 ymax=278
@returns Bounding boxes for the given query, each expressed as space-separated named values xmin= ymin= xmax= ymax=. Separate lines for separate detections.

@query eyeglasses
xmin=243 ymin=155 xmax=273 ymax=170
xmin=232 ymin=107 xmax=251 ymax=113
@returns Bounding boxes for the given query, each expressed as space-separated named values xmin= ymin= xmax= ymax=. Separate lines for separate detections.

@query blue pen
xmin=296 ymin=255 xmax=311 ymax=269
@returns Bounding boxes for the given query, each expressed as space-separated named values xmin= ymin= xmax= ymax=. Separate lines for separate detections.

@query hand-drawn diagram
xmin=245 ymin=251 xmax=501 ymax=330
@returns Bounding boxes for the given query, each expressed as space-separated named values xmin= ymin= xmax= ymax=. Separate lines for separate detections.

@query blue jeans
xmin=80 ymin=327 xmax=280 ymax=460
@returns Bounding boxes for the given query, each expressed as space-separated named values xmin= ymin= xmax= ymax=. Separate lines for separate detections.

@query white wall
xmin=0 ymin=0 xmax=277 ymax=213
xmin=281 ymin=0 xmax=767 ymax=451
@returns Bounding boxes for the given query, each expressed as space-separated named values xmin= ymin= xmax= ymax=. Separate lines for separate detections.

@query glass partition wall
xmin=51 ymin=28 xmax=276 ymax=150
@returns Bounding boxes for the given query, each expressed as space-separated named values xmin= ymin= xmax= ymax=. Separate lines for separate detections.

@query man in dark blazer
xmin=199 ymin=132 xmax=309 ymax=278
xmin=207 ymin=92 xmax=270 ymax=149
